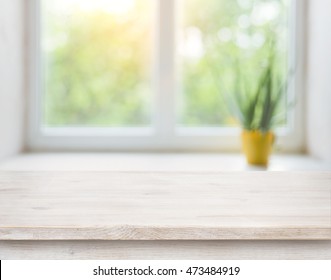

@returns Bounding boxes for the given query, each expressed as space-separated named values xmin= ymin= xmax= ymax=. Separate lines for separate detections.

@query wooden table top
xmin=0 ymin=171 xmax=330 ymax=240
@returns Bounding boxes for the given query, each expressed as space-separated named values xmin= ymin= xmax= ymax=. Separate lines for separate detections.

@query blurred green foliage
xmin=232 ymin=43 xmax=292 ymax=132
xmin=43 ymin=0 xmax=152 ymax=126
xmin=180 ymin=0 xmax=289 ymax=126
xmin=42 ymin=0 xmax=289 ymax=128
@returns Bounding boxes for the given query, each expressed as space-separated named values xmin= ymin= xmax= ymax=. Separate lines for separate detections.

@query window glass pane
xmin=42 ymin=0 xmax=153 ymax=127
xmin=178 ymin=0 xmax=290 ymax=127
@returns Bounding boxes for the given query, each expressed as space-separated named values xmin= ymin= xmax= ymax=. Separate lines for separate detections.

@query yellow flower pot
xmin=241 ymin=130 xmax=275 ymax=166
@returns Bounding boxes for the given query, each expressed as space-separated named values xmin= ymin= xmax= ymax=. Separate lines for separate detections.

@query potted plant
xmin=231 ymin=48 xmax=292 ymax=166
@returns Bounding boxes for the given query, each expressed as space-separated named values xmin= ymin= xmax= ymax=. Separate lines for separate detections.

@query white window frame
xmin=27 ymin=0 xmax=306 ymax=152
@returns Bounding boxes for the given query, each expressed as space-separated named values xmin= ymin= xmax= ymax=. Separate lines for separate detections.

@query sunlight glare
xmin=181 ymin=27 xmax=205 ymax=60
xmin=68 ymin=0 xmax=136 ymax=15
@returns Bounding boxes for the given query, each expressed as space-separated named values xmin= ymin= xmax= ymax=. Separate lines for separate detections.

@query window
xmin=28 ymin=0 xmax=304 ymax=151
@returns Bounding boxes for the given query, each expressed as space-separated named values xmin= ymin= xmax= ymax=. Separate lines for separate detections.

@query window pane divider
xmin=154 ymin=0 xmax=176 ymax=142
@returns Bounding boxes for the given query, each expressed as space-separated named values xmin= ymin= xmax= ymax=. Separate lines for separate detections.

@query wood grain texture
xmin=1 ymin=241 xmax=331 ymax=260
xmin=0 ymin=171 xmax=330 ymax=240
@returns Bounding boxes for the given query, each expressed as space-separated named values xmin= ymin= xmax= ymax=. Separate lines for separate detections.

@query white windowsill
xmin=0 ymin=153 xmax=330 ymax=171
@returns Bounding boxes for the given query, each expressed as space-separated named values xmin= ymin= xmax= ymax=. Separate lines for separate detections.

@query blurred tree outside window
xmin=179 ymin=0 xmax=290 ymax=127
xmin=42 ymin=0 xmax=153 ymax=127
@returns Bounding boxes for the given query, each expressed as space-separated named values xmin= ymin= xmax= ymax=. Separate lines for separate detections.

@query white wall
xmin=307 ymin=0 xmax=331 ymax=161
xmin=0 ymin=0 xmax=24 ymax=159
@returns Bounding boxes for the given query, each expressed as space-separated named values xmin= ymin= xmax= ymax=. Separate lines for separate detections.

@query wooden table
xmin=0 ymin=171 xmax=330 ymax=259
